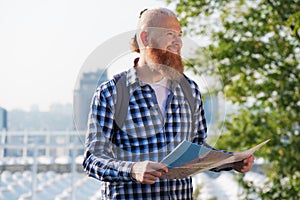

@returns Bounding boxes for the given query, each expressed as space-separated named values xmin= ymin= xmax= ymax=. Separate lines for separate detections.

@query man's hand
xmin=131 ymin=161 xmax=168 ymax=184
xmin=233 ymin=155 xmax=255 ymax=173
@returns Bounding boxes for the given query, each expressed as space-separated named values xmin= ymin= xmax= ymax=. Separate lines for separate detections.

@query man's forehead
xmin=147 ymin=27 xmax=182 ymax=35
xmin=139 ymin=11 xmax=181 ymax=31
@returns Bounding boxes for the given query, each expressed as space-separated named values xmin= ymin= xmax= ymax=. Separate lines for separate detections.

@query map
xmin=160 ymin=139 xmax=270 ymax=179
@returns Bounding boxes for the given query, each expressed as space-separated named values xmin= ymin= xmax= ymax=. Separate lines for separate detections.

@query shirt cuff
xmin=118 ymin=161 xmax=135 ymax=181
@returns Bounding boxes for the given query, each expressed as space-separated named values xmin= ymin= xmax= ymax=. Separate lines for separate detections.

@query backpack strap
xmin=113 ymin=71 xmax=129 ymax=129
xmin=179 ymin=75 xmax=196 ymax=132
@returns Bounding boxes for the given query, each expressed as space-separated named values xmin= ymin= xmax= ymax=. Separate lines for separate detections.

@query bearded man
xmin=83 ymin=8 xmax=254 ymax=200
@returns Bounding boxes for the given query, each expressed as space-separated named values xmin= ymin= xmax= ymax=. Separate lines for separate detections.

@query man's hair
xmin=130 ymin=8 xmax=176 ymax=53
xmin=130 ymin=34 xmax=140 ymax=53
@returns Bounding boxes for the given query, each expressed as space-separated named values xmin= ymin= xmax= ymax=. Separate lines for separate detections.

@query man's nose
xmin=173 ymin=36 xmax=182 ymax=48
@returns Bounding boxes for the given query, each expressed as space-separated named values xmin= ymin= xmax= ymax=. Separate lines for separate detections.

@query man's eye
xmin=167 ymin=32 xmax=182 ymax=38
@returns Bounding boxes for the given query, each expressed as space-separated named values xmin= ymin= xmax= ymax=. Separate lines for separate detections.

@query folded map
xmin=160 ymin=139 xmax=270 ymax=179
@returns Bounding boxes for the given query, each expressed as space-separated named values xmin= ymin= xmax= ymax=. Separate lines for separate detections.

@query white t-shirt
xmin=148 ymin=77 xmax=169 ymax=114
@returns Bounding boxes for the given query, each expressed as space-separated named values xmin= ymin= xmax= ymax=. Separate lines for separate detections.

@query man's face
xmin=147 ymin=15 xmax=183 ymax=54
xmin=145 ymin=15 xmax=184 ymax=76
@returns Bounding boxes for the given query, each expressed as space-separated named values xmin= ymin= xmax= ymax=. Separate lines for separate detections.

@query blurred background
xmin=1 ymin=0 xmax=299 ymax=199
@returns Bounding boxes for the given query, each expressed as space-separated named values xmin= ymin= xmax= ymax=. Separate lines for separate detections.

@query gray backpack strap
xmin=113 ymin=71 xmax=129 ymax=129
xmin=179 ymin=75 xmax=196 ymax=132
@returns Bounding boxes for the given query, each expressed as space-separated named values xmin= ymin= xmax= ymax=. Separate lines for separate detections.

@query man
xmin=83 ymin=8 xmax=254 ymax=199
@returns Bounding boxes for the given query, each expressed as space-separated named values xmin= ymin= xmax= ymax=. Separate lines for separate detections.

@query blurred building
xmin=73 ymin=69 xmax=108 ymax=131
xmin=0 ymin=107 xmax=7 ymax=131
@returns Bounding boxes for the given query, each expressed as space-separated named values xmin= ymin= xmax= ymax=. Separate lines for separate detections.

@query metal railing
xmin=0 ymin=130 xmax=86 ymax=200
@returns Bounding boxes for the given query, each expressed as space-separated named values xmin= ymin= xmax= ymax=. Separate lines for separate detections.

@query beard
xmin=146 ymin=48 xmax=184 ymax=80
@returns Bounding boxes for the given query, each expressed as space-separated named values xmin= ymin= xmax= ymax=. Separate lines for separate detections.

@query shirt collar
xmin=125 ymin=59 xmax=145 ymax=93
xmin=126 ymin=66 xmax=139 ymax=87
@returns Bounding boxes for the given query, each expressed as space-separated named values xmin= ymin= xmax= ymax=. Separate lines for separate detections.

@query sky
xmin=0 ymin=0 xmax=174 ymax=111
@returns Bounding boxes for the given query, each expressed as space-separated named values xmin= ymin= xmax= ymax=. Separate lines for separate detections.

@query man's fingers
xmin=131 ymin=161 xmax=169 ymax=184
xmin=148 ymin=170 xmax=162 ymax=177
xmin=243 ymin=155 xmax=255 ymax=166
xmin=140 ymin=170 xmax=162 ymax=184
xmin=146 ymin=173 xmax=160 ymax=181
xmin=244 ymin=155 xmax=255 ymax=163
xmin=153 ymin=162 xmax=168 ymax=173
xmin=232 ymin=155 xmax=255 ymax=173
xmin=159 ymin=163 xmax=168 ymax=173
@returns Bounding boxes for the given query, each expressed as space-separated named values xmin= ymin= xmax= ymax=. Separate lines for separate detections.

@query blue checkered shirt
xmin=83 ymin=66 xmax=207 ymax=199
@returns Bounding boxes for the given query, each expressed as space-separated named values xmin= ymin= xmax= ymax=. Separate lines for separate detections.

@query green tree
xmin=166 ymin=0 xmax=300 ymax=199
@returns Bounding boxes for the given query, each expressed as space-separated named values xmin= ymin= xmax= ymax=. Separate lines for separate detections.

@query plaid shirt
xmin=83 ymin=66 xmax=207 ymax=200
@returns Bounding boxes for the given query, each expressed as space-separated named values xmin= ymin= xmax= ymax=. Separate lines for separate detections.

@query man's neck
xmin=136 ymin=57 xmax=163 ymax=83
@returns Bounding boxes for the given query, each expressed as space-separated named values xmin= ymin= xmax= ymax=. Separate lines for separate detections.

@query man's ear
xmin=140 ymin=31 xmax=148 ymax=47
